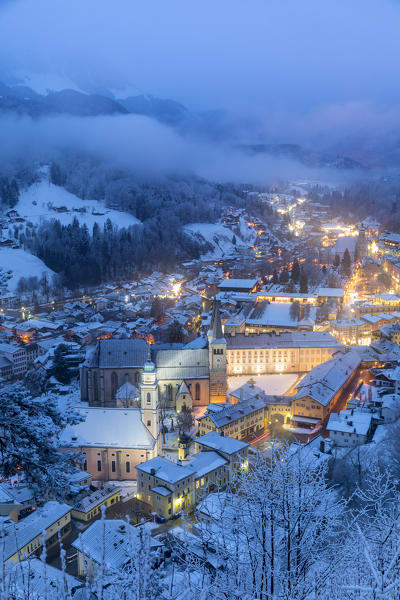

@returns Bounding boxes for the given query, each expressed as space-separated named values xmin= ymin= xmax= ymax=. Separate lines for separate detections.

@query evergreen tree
xmin=291 ymin=257 xmax=300 ymax=283
xmin=49 ymin=162 xmax=66 ymax=186
xmin=341 ymin=248 xmax=352 ymax=276
xmin=300 ymin=269 xmax=308 ymax=293
xmin=333 ymin=253 xmax=341 ymax=268
xmin=272 ymin=269 xmax=279 ymax=284
xmin=289 ymin=301 xmax=300 ymax=320
xmin=177 ymin=404 xmax=194 ymax=434
xmin=150 ymin=297 xmax=164 ymax=320
xmin=52 ymin=344 xmax=72 ymax=384
xmin=0 ymin=384 xmax=83 ymax=498
xmin=279 ymin=267 xmax=289 ymax=284
xmin=166 ymin=319 xmax=184 ymax=343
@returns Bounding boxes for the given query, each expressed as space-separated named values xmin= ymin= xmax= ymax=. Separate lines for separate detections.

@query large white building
xmin=226 ymin=331 xmax=343 ymax=375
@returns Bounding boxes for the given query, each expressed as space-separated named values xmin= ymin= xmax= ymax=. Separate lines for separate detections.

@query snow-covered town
xmin=2 ymin=2 xmax=400 ymax=599
xmin=2 ymin=171 xmax=400 ymax=598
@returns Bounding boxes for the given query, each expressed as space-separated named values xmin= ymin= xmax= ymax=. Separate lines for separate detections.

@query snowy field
xmin=17 ymin=181 xmax=141 ymax=230
xmin=0 ymin=247 xmax=54 ymax=291
xmin=184 ymin=219 xmax=256 ymax=259
xmin=227 ymin=373 xmax=299 ymax=396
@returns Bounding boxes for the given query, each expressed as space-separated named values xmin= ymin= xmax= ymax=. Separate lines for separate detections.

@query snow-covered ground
xmin=16 ymin=181 xmax=141 ymax=230
xmin=227 ymin=373 xmax=298 ymax=396
xmin=0 ymin=247 xmax=54 ymax=291
xmin=184 ymin=218 xmax=256 ymax=260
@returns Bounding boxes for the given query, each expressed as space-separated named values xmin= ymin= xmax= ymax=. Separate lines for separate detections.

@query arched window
xmin=146 ymin=392 xmax=151 ymax=405
xmin=93 ymin=371 xmax=99 ymax=404
xmin=195 ymin=383 xmax=201 ymax=402
xmin=111 ymin=372 xmax=118 ymax=399
xmin=135 ymin=371 xmax=140 ymax=384
xmin=167 ymin=384 xmax=173 ymax=402
xmin=124 ymin=372 xmax=130 ymax=382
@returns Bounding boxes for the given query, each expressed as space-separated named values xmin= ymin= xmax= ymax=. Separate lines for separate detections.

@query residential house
xmin=71 ymin=486 xmax=121 ymax=521
xmin=197 ymin=396 xmax=265 ymax=440
xmin=194 ymin=432 xmax=249 ymax=475
xmin=72 ymin=519 xmax=163 ymax=579
xmin=0 ymin=502 xmax=72 ymax=565
xmin=0 ymin=483 xmax=35 ymax=522
xmin=327 ymin=409 xmax=372 ymax=447
xmin=289 ymin=350 xmax=361 ymax=429
xmin=136 ymin=456 xmax=195 ymax=520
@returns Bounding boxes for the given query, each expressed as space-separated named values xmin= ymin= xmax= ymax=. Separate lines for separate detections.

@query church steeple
xmin=208 ymin=299 xmax=225 ymax=342
xmin=140 ymin=360 xmax=161 ymax=454
xmin=208 ymin=299 xmax=227 ymax=403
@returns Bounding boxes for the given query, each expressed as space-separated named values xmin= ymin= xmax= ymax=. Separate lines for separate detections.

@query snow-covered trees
xmin=181 ymin=443 xmax=345 ymax=600
xmin=0 ymin=384 xmax=83 ymax=498
xmin=332 ymin=464 xmax=400 ymax=600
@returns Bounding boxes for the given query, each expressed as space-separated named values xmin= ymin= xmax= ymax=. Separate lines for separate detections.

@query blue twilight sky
xmin=0 ymin=0 xmax=399 ymax=166
xmin=0 ymin=0 xmax=398 ymax=109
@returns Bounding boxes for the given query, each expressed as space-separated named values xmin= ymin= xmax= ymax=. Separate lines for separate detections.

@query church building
xmin=80 ymin=301 xmax=227 ymax=408
xmin=61 ymin=360 xmax=161 ymax=482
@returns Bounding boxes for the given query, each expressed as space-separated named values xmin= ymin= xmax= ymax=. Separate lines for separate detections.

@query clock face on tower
xmin=216 ymin=358 xmax=221 ymax=364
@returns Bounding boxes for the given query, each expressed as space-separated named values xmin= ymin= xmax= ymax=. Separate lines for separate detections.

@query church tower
xmin=208 ymin=300 xmax=227 ymax=403
xmin=356 ymin=224 xmax=368 ymax=261
xmin=140 ymin=360 xmax=161 ymax=454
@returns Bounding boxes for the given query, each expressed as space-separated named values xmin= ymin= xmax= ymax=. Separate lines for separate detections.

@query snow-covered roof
xmin=295 ymin=351 xmax=361 ymax=407
xmin=177 ymin=381 xmax=190 ymax=396
xmin=184 ymin=336 xmax=208 ymax=350
xmin=200 ymin=396 xmax=265 ymax=428
xmin=73 ymin=486 xmax=120 ymax=514
xmin=381 ymin=394 xmax=400 ymax=410
xmin=60 ymin=407 xmax=156 ymax=449
xmin=227 ymin=331 xmax=342 ymax=350
xmin=115 ymin=381 xmax=139 ymax=400
xmin=135 ymin=456 xmax=194 ymax=484
xmin=331 ymin=318 xmax=365 ymax=327
xmin=0 ymin=483 xmax=34 ymax=506
xmin=230 ymin=382 xmax=264 ymax=402
xmin=0 ymin=502 xmax=71 ymax=562
xmin=317 ymin=288 xmax=344 ymax=298
xmin=196 ymin=432 xmax=248 ymax=455
xmin=151 ymin=486 xmax=171 ymax=496
xmin=186 ymin=451 xmax=228 ymax=479
xmin=246 ymin=302 xmax=300 ymax=328
xmin=327 ymin=410 xmax=372 ymax=436
xmin=72 ymin=519 xmax=161 ymax=570
xmin=219 ymin=278 xmax=258 ymax=290
xmin=15 ymin=319 xmax=63 ymax=331
xmin=153 ymin=348 xmax=209 ymax=380
xmin=84 ymin=338 xmax=149 ymax=368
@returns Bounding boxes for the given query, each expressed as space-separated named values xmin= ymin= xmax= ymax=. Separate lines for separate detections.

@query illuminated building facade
xmin=226 ymin=332 xmax=343 ymax=375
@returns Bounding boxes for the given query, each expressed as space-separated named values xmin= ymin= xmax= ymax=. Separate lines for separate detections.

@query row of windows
xmin=97 ymin=460 xmax=131 ymax=473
